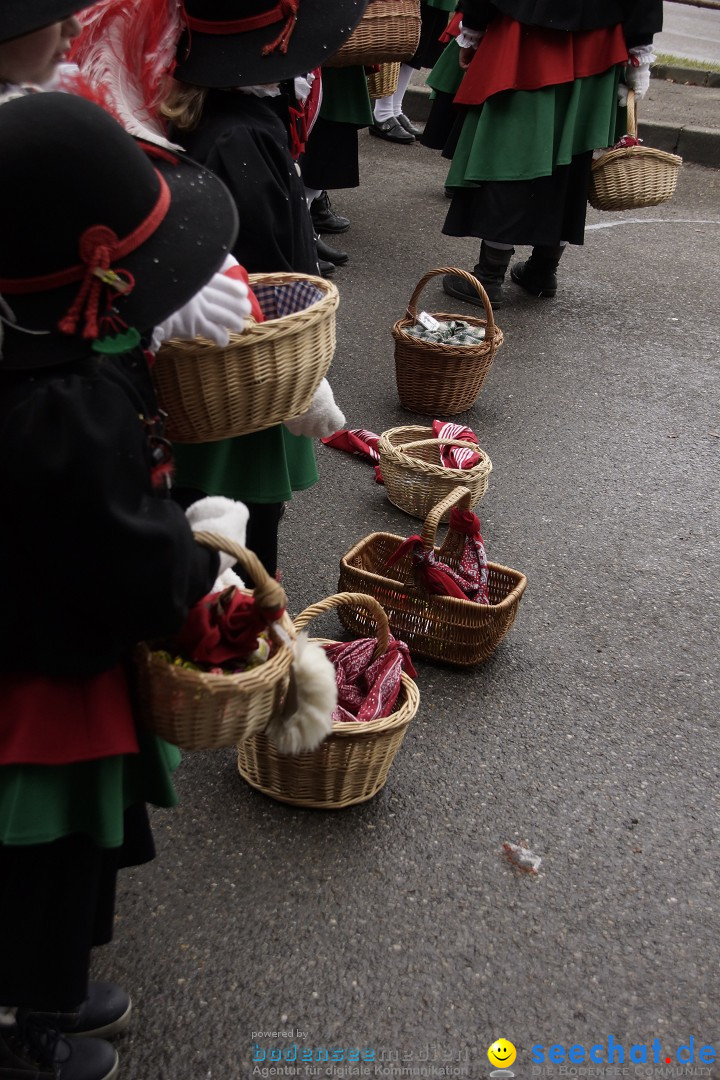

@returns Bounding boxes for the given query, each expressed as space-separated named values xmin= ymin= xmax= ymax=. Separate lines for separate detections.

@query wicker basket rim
xmin=591 ymin=144 xmax=683 ymax=173
xmin=159 ymin=273 xmax=339 ymax=355
xmin=136 ymin=610 xmax=295 ymax=693
xmin=340 ymin=532 xmax=528 ymax=613
xmin=378 ymin=429 xmax=492 ymax=479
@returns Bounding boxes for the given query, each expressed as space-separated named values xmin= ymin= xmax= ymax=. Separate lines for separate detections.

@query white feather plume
xmin=72 ymin=0 xmax=184 ymax=148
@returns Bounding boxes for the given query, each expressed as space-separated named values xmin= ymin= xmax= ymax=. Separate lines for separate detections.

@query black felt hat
xmin=174 ymin=0 xmax=369 ymax=89
xmin=0 ymin=0 xmax=97 ymax=43
xmin=0 ymin=92 xmax=238 ymax=370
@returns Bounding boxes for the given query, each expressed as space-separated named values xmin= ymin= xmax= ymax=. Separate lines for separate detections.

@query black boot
xmin=316 ymin=235 xmax=349 ymax=267
xmin=510 ymin=245 xmax=565 ymax=298
xmin=310 ymin=191 xmax=350 ymax=234
xmin=442 ymin=242 xmax=514 ymax=308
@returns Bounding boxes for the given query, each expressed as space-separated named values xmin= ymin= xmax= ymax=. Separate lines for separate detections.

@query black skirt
xmin=301 ymin=117 xmax=361 ymax=191
xmin=409 ymin=4 xmax=453 ymax=70
xmin=0 ymin=803 xmax=154 ymax=1010
xmin=442 ymin=151 xmax=593 ymax=247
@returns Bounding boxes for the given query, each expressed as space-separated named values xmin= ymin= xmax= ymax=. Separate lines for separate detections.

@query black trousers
xmin=0 ymin=803 xmax=154 ymax=1011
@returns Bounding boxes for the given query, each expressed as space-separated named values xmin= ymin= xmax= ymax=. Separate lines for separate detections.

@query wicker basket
xmin=152 ymin=273 xmax=339 ymax=444
xmin=589 ymin=90 xmax=682 ymax=211
xmin=378 ymin=425 xmax=492 ymax=521
xmin=392 ymin=267 xmax=503 ymax=415
xmin=368 ymin=61 xmax=400 ymax=99
xmin=134 ymin=533 xmax=295 ymax=750
xmin=338 ymin=487 xmax=527 ymax=666
xmin=237 ymin=593 xmax=420 ymax=808
xmin=325 ymin=0 xmax=421 ymax=67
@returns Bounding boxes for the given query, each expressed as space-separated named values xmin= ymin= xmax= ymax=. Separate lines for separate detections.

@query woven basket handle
xmin=626 ymin=88 xmax=637 ymax=139
xmin=293 ymin=592 xmax=390 ymax=661
xmin=420 ymin=485 xmax=473 ymax=551
xmin=405 ymin=266 xmax=495 ymax=333
xmin=192 ymin=531 xmax=288 ymax=614
xmin=397 ymin=438 xmax=484 ymax=455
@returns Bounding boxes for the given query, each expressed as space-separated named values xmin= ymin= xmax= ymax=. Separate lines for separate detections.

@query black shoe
xmin=1 ymin=1017 xmax=119 ymax=1079
xmin=396 ymin=113 xmax=423 ymax=138
xmin=316 ymin=236 xmax=349 ymax=266
xmin=310 ymin=191 xmax=350 ymax=234
xmin=510 ymin=247 xmax=563 ymax=298
xmin=368 ymin=117 xmax=414 ymax=144
xmin=25 ymin=982 xmax=131 ymax=1041
xmin=442 ymin=273 xmax=503 ymax=309
xmin=318 ymin=258 xmax=335 ymax=278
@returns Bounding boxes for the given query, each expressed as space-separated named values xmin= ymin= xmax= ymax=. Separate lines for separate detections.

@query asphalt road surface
xmin=103 ymin=133 xmax=720 ymax=1080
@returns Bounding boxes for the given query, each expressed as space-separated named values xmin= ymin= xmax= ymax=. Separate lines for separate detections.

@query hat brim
xmin=0 ymin=0 xmax=97 ymax=43
xmin=174 ymin=0 xmax=369 ymax=88
xmin=0 ymin=149 xmax=238 ymax=370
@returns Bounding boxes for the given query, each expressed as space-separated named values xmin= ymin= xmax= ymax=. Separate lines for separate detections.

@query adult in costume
xmin=428 ymin=0 xmax=662 ymax=306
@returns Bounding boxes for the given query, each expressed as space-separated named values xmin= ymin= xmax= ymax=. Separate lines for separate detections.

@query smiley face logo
xmin=488 ymin=1039 xmax=517 ymax=1069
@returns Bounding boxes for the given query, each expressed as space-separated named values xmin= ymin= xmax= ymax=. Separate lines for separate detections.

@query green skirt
xmin=319 ymin=66 xmax=373 ymax=127
xmin=446 ymin=68 xmax=622 ymax=186
xmin=0 ymin=731 xmax=181 ymax=848
xmin=426 ymin=37 xmax=463 ymax=97
xmin=172 ymin=426 xmax=318 ymax=504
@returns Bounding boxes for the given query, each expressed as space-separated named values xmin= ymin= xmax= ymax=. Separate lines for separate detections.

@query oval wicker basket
xmin=368 ymin=61 xmax=400 ymax=99
xmin=325 ymin=0 xmax=421 ymax=67
xmin=237 ymin=593 xmax=420 ymax=808
xmin=378 ymin=425 xmax=492 ymax=521
xmin=392 ymin=267 xmax=503 ymax=416
xmin=589 ymin=90 xmax=682 ymax=211
xmin=152 ymin=273 xmax=339 ymax=444
xmin=338 ymin=487 xmax=527 ymax=666
xmin=134 ymin=533 xmax=295 ymax=750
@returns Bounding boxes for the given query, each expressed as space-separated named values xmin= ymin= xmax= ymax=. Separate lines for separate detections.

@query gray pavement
xmin=103 ymin=125 xmax=720 ymax=1079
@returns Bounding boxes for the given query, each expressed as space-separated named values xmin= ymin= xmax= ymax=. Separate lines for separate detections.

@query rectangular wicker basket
xmin=338 ymin=488 xmax=527 ymax=666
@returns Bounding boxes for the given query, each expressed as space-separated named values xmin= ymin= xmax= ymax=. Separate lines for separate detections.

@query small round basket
xmin=152 ymin=273 xmax=339 ymax=443
xmin=378 ymin=425 xmax=492 ymax=521
xmin=392 ymin=267 xmax=503 ymax=416
xmin=368 ymin=61 xmax=400 ymax=99
xmin=237 ymin=593 xmax=420 ymax=809
xmin=134 ymin=534 xmax=295 ymax=750
xmin=325 ymin=0 xmax=421 ymax=67
xmin=589 ymin=90 xmax=682 ymax=211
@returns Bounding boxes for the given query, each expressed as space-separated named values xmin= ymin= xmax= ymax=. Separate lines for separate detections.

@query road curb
xmin=403 ymin=83 xmax=720 ymax=169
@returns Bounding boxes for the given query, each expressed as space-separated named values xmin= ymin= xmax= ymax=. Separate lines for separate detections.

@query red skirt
xmin=455 ymin=16 xmax=628 ymax=107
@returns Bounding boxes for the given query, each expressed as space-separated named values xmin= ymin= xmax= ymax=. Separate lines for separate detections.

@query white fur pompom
xmin=265 ymin=633 xmax=337 ymax=755
xmin=212 ymin=567 xmax=246 ymax=593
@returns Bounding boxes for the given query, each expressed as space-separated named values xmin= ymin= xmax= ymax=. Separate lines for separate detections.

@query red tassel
xmin=261 ymin=0 xmax=298 ymax=55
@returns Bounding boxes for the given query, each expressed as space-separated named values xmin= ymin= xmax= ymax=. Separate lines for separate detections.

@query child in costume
xmin=427 ymin=0 xmax=662 ymax=307
xmin=72 ymin=0 xmax=368 ymax=579
xmin=0 ymin=89 xmax=249 ymax=1080
xmin=370 ymin=0 xmax=455 ymax=144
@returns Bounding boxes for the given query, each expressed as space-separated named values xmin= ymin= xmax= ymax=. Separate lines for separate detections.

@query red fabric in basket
xmin=173 ymin=587 xmax=283 ymax=667
xmin=385 ymin=507 xmax=490 ymax=604
xmin=431 ymin=420 xmax=482 ymax=469
xmin=323 ymin=635 xmax=416 ymax=724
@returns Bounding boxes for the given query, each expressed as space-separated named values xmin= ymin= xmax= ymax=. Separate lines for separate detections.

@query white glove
xmin=456 ymin=22 xmax=484 ymax=50
xmin=618 ymin=45 xmax=655 ymax=104
xmin=186 ymin=495 xmax=249 ymax=576
xmin=283 ymin=378 xmax=346 ymax=439
xmin=151 ymin=255 xmax=252 ymax=351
